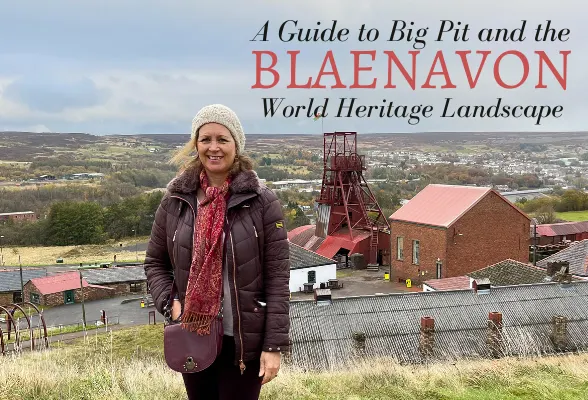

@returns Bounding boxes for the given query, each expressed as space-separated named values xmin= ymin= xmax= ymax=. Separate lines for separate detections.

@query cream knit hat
xmin=191 ymin=104 xmax=245 ymax=154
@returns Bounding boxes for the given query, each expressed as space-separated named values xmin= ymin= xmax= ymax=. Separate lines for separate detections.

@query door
xmin=64 ymin=290 xmax=75 ymax=304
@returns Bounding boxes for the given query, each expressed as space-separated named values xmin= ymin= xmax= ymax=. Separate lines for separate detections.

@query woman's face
xmin=196 ymin=123 xmax=237 ymax=176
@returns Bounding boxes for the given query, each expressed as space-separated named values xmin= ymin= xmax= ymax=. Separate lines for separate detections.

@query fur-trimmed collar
xmin=166 ymin=165 xmax=262 ymax=195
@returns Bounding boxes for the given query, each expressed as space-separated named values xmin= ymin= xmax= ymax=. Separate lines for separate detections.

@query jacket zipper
xmin=173 ymin=194 xmax=245 ymax=373
xmin=231 ymin=232 xmax=246 ymax=374
xmin=172 ymin=229 xmax=178 ymax=266
xmin=253 ymin=225 xmax=258 ymax=237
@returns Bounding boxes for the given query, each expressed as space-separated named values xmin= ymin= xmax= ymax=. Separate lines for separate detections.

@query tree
xmin=535 ymin=205 xmax=557 ymax=224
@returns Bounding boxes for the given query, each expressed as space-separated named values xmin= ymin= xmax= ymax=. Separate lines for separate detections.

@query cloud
xmin=0 ymin=0 xmax=584 ymax=134
xmin=3 ymin=74 xmax=111 ymax=113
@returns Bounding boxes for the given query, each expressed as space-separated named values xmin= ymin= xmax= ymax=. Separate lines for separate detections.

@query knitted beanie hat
xmin=191 ymin=104 xmax=245 ymax=154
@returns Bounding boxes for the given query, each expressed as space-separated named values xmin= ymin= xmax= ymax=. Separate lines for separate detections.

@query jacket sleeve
xmin=144 ymin=192 xmax=174 ymax=315
xmin=261 ymin=187 xmax=291 ymax=353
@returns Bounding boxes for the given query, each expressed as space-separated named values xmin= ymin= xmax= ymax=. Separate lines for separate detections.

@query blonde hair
xmin=169 ymin=136 xmax=254 ymax=176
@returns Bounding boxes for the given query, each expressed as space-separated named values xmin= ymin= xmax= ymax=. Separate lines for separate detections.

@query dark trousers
xmin=182 ymin=335 xmax=262 ymax=400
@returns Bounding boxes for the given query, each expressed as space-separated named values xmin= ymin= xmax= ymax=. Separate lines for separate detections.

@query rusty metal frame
xmin=0 ymin=305 xmax=20 ymax=355
xmin=0 ymin=301 xmax=49 ymax=355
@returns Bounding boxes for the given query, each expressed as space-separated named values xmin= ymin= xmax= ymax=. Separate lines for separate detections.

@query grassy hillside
xmin=557 ymin=210 xmax=588 ymax=222
xmin=2 ymin=237 xmax=149 ymax=266
xmin=1 ymin=325 xmax=587 ymax=399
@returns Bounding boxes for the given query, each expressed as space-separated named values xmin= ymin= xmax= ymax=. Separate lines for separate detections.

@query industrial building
xmin=289 ymin=132 xmax=391 ymax=270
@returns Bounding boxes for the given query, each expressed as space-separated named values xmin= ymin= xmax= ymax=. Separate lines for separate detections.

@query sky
xmin=0 ymin=0 xmax=585 ymax=136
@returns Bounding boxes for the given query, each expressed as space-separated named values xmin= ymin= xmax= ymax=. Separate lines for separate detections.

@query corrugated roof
xmin=537 ymin=239 xmax=588 ymax=277
xmin=289 ymin=281 xmax=588 ymax=369
xmin=389 ymin=184 xmax=529 ymax=228
xmin=536 ymin=221 xmax=588 ymax=237
xmin=0 ymin=268 xmax=48 ymax=293
xmin=30 ymin=271 xmax=90 ymax=295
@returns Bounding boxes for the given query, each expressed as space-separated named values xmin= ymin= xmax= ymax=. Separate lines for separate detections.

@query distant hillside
xmin=0 ymin=325 xmax=587 ymax=399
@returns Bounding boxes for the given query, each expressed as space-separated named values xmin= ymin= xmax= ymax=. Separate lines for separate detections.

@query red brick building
xmin=24 ymin=271 xmax=115 ymax=307
xmin=0 ymin=211 xmax=37 ymax=223
xmin=389 ymin=184 xmax=531 ymax=285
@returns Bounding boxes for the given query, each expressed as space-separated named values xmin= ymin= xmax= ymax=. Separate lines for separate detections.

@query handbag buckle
xmin=184 ymin=356 xmax=197 ymax=371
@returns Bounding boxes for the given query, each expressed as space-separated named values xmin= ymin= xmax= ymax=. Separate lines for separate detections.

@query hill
xmin=1 ymin=324 xmax=587 ymax=399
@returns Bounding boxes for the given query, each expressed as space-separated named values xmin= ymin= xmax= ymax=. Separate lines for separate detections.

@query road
xmin=22 ymin=295 xmax=160 ymax=328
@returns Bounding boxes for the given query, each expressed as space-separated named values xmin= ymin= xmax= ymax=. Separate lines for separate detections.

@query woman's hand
xmin=171 ymin=300 xmax=182 ymax=321
xmin=259 ymin=351 xmax=281 ymax=385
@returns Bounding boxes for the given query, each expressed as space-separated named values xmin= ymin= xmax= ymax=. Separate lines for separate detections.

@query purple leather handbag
xmin=163 ymin=281 xmax=224 ymax=373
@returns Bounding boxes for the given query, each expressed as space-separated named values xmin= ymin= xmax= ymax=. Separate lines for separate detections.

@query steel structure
xmin=316 ymin=132 xmax=390 ymax=264
xmin=0 ymin=302 xmax=49 ymax=355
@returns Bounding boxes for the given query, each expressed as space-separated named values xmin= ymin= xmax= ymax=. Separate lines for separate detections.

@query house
xmin=0 ymin=268 xmax=48 ymax=305
xmin=389 ymin=184 xmax=531 ymax=285
xmin=24 ymin=272 xmax=115 ymax=306
xmin=287 ymin=279 xmax=588 ymax=370
xmin=0 ymin=211 xmax=37 ymax=223
xmin=288 ymin=242 xmax=337 ymax=293
xmin=536 ymin=239 xmax=588 ymax=278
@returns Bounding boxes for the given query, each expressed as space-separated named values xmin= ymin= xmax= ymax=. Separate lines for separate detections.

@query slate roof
xmin=288 ymin=280 xmax=588 ymax=370
xmin=537 ymin=240 xmax=588 ymax=277
xmin=80 ymin=266 xmax=147 ymax=284
xmin=289 ymin=242 xmax=335 ymax=270
xmin=468 ymin=259 xmax=552 ymax=285
xmin=0 ymin=268 xmax=48 ymax=293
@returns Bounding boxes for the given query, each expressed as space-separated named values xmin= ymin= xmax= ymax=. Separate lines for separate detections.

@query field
xmin=1 ymin=324 xmax=587 ymax=399
xmin=557 ymin=211 xmax=588 ymax=222
xmin=1 ymin=237 xmax=149 ymax=266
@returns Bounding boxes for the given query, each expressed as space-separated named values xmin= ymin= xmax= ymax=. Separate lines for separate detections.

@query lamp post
xmin=0 ymin=235 xmax=3 ymax=266
xmin=132 ymin=228 xmax=138 ymax=261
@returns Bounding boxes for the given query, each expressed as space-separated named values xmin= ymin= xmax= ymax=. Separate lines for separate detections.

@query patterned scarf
xmin=182 ymin=170 xmax=230 ymax=334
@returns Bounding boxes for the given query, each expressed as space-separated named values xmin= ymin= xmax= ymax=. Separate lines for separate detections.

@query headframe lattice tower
xmin=315 ymin=132 xmax=390 ymax=264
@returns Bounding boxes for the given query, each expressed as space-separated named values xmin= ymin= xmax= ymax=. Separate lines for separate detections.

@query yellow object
xmin=384 ymin=273 xmax=389 ymax=281
xmin=140 ymin=300 xmax=145 ymax=308
xmin=406 ymin=279 xmax=412 ymax=288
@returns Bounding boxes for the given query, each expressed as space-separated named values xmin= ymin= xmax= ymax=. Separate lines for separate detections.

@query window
xmin=436 ymin=260 xmax=442 ymax=279
xmin=30 ymin=292 xmax=40 ymax=304
xmin=307 ymin=270 xmax=316 ymax=284
xmin=396 ymin=237 xmax=404 ymax=260
xmin=412 ymin=240 xmax=420 ymax=265
xmin=129 ymin=283 xmax=142 ymax=293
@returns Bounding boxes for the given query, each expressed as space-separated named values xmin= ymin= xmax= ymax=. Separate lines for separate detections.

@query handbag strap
xmin=163 ymin=276 xmax=224 ymax=324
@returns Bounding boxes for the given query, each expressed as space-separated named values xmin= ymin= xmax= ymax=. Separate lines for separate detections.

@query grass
xmin=2 ymin=237 xmax=149 ymax=266
xmin=556 ymin=211 xmax=588 ymax=222
xmin=1 ymin=324 xmax=588 ymax=399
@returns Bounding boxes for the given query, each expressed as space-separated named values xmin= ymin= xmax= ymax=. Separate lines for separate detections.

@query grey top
xmin=196 ymin=195 xmax=233 ymax=336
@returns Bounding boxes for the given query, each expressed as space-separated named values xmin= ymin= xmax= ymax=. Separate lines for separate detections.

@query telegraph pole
xmin=533 ymin=221 xmax=537 ymax=266
xmin=79 ymin=270 xmax=86 ymax=327
xmin=19 ymin=256 xmax=24 ymax=302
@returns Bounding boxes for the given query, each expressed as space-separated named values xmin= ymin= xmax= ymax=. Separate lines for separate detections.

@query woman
xmin=144 ymin=104 xmax=291 ymax=400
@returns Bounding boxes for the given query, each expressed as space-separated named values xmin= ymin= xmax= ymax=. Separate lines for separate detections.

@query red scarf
xmin=182 ymin=171 xmax=230 ymax=334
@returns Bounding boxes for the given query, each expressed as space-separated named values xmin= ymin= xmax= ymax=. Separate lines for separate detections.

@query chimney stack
xmin=352 ymin=331 xmax=366 ymax=356
xmin=550 ymin=315 xmax=569 ymax=352
xmin=472 ymin=278 xmax=491 ymax=294
xmin=419 ymin=316 xmax=435 ymax=357
xmin=486 ymin=312 xmax=504 ymax=358
xmin=553 ymin=262 xmax=572 ymax=285
xmin=546 ymin=262 xmax=558 ymax=277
